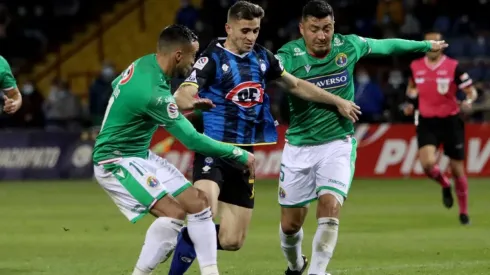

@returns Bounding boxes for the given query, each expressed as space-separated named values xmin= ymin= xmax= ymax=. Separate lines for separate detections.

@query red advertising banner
xmin=354 ymin=123 xmax=490 ymax=178
xmin=150 ymin=123 xmax=490 ymax=179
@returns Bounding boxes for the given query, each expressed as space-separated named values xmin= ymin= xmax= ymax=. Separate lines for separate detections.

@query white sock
xmin=133 ymin=217 xmax=184 ymax=274
xmin=279 ymin=224 xmax=304 ymax=271
xmin=186 ymin=207 xmax=219 ymax=273
xmin=307 ymin=217 xmax=339 ymax=275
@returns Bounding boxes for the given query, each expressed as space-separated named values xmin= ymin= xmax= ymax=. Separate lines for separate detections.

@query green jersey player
xmin=0 ymin=56 xmax=22 ymax=115
xmin=274 ymin=1 xmax=449 ymax=275
xmin=92 ymin=25 xmax=253 ymax=275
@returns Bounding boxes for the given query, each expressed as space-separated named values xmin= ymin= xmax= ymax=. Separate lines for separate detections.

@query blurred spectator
xmin=176 ymin=0 xmax=199 ymax=31
xmin=376 ymin=0 xmax=405 ymax=29
xmin=0 ymin=4 xmax=11 ymax=38
xmin=354 ymin=66 xmax=385 ymax=123
xmin=43 ymin=79 xmax=83 ymax=131
xmin=15 ymin=80 xmax=45 ymax=128
xmin=89 ymin=62 xmax=116 ymax=126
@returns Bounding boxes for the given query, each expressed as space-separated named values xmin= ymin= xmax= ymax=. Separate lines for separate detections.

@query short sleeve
xmin=147 ymin=87 xmax=183 ymax=127
xmin=454 ymin=63 xmax=473 ymax=89
xmin=264 ymin=48 xmax=285 ymax=81
xmin=181 ymin=54 xmax=216 ymax=90
xmin=0 ymin=56 xmax=17 ymax=91
xmin=349 ymin=35 xmax=372 ymax=60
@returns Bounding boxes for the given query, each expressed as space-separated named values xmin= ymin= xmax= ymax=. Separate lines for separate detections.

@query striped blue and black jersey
xmin=181 ymin=38 xmax=285 ymax=146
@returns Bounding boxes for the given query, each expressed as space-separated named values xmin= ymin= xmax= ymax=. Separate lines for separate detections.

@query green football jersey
xmin=276 ymin=33 xmax=370 ymax=146
xmin=0 ymin=56 xmax=17 ymax=91
xmin=93 ymin=54 xmax=181 ymax=163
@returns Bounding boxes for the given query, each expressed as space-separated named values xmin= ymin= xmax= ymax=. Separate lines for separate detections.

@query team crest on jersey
xmin=279 ymin=187 xmax=286 ymax=198
xmin=147 ymin=176 xmax=159 ymax=188
xmin=259 ymin=59 xmax=267 ymax=72
xmin=120 ymin=63 xmax=135 ymax=85
xmin=167 ymin=103 xmax=179 ymax=119
xmin=335 ymin=53 xmax=348 ymax=67
xmin=436 ymin=77 xmax=451 ymax=95
xmin=194 ymin=57 xmax=209 ymax=70
xmin=225 ymin=81 xmax=264 ymax=108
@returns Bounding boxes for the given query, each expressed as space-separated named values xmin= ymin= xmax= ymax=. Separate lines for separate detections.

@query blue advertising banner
xmin=0 ymin=131 xmax=94 ymax=180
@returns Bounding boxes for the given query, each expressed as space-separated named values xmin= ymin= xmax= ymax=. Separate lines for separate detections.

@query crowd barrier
xmin=1 ymin=124 xmax=489 ymax=180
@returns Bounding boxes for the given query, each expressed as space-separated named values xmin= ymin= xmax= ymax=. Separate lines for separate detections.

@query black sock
xmin=215 ymin=224 xmax=223 ymax=250
xmin=183 ymin=224 xmax=223 ymax=250
xmin=181 ymin=227 xmax=193 ymax=244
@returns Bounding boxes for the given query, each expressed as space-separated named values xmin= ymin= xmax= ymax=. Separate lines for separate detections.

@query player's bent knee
xmin=151 ymin=195 xmax=186 ymax=220
xmin=280 ymin=208 xmax=306 ymax=235
xmin=219 ymin=232 xmax=245 ymax=251
xmin=317 ymin=191 xmax=343 ymax=218
xmin=177 ymin=187 xmax=210 ymax=214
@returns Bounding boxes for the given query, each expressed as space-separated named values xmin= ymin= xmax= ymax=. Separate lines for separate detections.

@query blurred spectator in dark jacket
xmin=89 ymin=62 xmax=116 ymax=126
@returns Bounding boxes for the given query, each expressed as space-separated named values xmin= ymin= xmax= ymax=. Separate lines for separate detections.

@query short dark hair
xmin=424 ymin=30 xmax=443 ymax=39
xmin=227 ymin=1 xmax=264 ymax=21
xmin=302 ymin=0 xmax=334 ymax=20
xmin=157 ymin=24 xmax=198 ymax=51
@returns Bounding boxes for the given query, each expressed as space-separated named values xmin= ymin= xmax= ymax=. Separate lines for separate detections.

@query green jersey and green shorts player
xmin=92 ymin=25 xmax=253 ymax=275
xmin=0 ymin=56 xmax=22 ymax=115
xmin=273 ymin=1 xmax=449 ymax=275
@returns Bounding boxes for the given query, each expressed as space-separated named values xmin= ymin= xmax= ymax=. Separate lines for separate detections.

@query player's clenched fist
xmin=335 ymin=97 xmax=361 ymax=122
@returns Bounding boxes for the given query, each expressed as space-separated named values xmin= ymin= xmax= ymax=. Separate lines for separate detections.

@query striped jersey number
xmin=100 ymin=63 xmax=134 ymax=131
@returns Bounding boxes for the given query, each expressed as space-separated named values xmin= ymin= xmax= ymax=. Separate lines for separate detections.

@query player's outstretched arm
xmin=276 ymin=71 xmax=361 ymax=122
xmin=165 ymin=116 xmax=253 ymax=167
xmin=366 ymin=38 xmax=447 ymax=56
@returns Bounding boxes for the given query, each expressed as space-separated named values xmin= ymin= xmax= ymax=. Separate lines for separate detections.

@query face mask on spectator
xmin=356 ymin=73 xmax=370 ymax=84
xmin=102 ymin=66 xmax=115 ymax=80
xmin=22 ymin=84 xmax=34 ymax=95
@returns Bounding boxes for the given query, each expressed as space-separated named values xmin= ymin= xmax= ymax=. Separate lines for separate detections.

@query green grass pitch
xmin=1 ymin=179 xmax=490 ymax=275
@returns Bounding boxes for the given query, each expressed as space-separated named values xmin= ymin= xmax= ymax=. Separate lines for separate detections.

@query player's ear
xmin=174 ymin=50 xmax=183 ymax=63
xmin=299 ymin=22 xmax=304 ymax=37
xmin=225 ymin=23 xmax=232 ymax=35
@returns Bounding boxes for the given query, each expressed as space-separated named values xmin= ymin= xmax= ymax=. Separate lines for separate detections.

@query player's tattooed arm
xmin=3 ymin=87 xmax=22 ymax=114
xmin=276 ymin=72 xmax=362 ymax=122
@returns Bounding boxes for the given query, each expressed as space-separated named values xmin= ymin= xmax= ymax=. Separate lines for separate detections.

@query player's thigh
xmin=278 ymin=143 xmax=316 ymax=208
xmin=148 ymin=151 xmax=193 ymax=197
xmin=217 ymin=201 xmax=252 ymax=250
xmin=315 ymin=137 xmax=357 ymax=206
xmin=192 ymin=153 xmax=224 ymax=215
xmin=94 ymin=157 xmax=170 ymax=223
xmin=442 ymin=115 xmax=465 ymax=161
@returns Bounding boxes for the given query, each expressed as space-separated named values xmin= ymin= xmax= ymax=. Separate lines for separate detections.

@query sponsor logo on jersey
xmin=185 ymin=70 xmax=197 ymax=84
xmin=274 ymin=55 xmax=284 ymax=71
xmin=293 ymin=47 xmax=306 ymax=56
xmin=305 ymin=70 xmax=350 ymax=90
xmin=436 ymin=77 xmax=451 ymax=95
xmin=333 ymin=37 xmax=344 ymax=46
xmin=194 ymin=57 xmax=209 ymax=70
xmin=225 ymin=81 xmax=264 ymax=108
xmin=147 ymin=176 xmax=159 ymax=188
xmin=335 ymin=53 xmax=348 ymax=67
xmin=167 ymin=103 xmax=179 ymax=119
xmin=120 ymin=63 xmax=135 ymax=85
